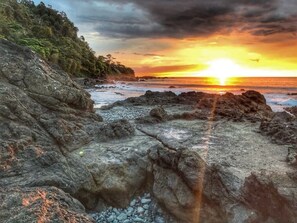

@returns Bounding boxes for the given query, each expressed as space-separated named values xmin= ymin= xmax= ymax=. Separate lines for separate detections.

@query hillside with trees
xmin=0 ymin=0 xmax=134 ymax=78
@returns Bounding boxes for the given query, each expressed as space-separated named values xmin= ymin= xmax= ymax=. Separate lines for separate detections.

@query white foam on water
xmin=265 ymin=94 xmax=297 ymax=112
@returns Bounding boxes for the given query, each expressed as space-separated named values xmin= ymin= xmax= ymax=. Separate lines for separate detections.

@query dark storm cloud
xmin=40 ymin=0 xmax=297 ymax=39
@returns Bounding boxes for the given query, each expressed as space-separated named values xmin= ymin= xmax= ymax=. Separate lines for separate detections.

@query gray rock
xmin=107 ymin=214 xmax=116 ymax=222
xmin=130 ymin=199 xmax=136 ymax=206
xmin=141 ymin=198 xmax=151 ymax=204
xmin=155 ymin=216 xmax=165 ymax=223
xmin=137 ymin=207 xmax=145 ymax=213
xmin=117 ymin=212 xmax=127 ymax=221
xmin=127 ymin=207 xmax=134 ymax=215
xmin=134 ymin=217 xmax=146 ymax=222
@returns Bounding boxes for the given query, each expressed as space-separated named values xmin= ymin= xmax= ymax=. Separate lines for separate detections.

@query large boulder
xmin=70 ymin=130 xmax=160 ymax=210
xmin=149 ymin=146 xmax=232 ymax=223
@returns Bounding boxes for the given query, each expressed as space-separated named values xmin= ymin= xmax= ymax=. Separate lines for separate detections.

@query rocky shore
xmin=1 ymin=39 xmax=297 ymax=223
xmin=90 ymin=193 xmax=175 ymax=223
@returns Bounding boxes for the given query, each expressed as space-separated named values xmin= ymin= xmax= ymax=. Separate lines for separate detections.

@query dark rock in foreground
xmin=0 ymin=187 xmax=94 ymax=223
xmin=0 ymin=40 xmax=135 ymax=222
xmin=0 ymin=39 xmax=100 ymax=195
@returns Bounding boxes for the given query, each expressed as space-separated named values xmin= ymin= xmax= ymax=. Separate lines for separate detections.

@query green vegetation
xmin=0 ymin=0 xmax=134 ymax=78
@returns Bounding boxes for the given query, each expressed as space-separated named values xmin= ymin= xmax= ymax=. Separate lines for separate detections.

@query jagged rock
xmin=109 ymin=90 xmax=273 ymax=122
xmin=0 ymin=40 xmax=135 ymax=221
xmin=97 ymin=119 xmax=135 ymax=141
xmin=285 ymin=106 xmax=297 ymax=116
xmin=0 ymin=187 xmax=94 ymax=223
xmin=260 ymin=111 xmax=297 ymax=145
xmin=133 ymin=118 xmax=297 ymax=223
xmin=149 ymin=146 xmax=231 ymax=223
xmin=0 ymin=40 xmax=102 ymax=195
xmin=150 ymin=107 xmax=168 ymax=120
xmin=242 ymin=172 xmax=297 ymax=223
xmin=242 ymin=90 xmax=267 ymax=104
xmin=111 ymin=91 xmax=177 ymax=107
xmin=148 ymin=143 xmax=297 ymax=223
xmin=137 ymin=107 xmax=169 ymax=124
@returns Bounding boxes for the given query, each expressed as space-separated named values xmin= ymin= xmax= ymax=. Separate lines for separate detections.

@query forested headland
xmin=0 ymin=0 xmax=135 ymax=78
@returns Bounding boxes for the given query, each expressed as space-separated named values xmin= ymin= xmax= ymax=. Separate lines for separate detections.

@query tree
xmin=0 ymin=1 xmax=134 ymax=77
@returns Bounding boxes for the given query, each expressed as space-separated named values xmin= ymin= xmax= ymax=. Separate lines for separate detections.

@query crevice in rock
xmin=136 ymin=126 xmax=179 ymax=151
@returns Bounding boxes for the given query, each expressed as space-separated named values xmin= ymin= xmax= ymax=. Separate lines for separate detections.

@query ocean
xmin=89 ymin=77 xmax=297 ymax=111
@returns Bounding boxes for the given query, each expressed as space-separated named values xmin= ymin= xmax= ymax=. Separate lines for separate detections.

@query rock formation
xmin=111 ymin=90 xmax=273 ymax=122
xmin=260 ymin=111 xmax=297 ymax=145
xmin=1 ymin=39 xmax=297 ymax=223
xmin=0 ymin=39 xmax=134 ymax=222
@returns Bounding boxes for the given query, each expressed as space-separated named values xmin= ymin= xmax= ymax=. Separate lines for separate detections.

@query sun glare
xmin=201 ymin=59 xmax=242 ymax=85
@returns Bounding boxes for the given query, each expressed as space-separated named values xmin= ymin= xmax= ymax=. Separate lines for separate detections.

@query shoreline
xmin=86 ymin=81 xmax=297 ymax=112
xmin=1 ymin=40 xmax=297 ymax=223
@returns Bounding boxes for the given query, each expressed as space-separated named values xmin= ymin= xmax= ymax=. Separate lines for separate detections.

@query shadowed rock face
xmin=260 ymin=111 xmax=297 ymax=145
xmin=0 ymin=187 xmax=94 ymax=223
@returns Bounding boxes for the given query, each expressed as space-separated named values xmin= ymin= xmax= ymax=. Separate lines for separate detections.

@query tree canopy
xmin=0 ymin=0 xmax=134 ymax=78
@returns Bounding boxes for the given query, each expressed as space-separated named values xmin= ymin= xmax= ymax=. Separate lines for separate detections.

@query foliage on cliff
xmin=0 ymin=0 xmax=134 ymax=78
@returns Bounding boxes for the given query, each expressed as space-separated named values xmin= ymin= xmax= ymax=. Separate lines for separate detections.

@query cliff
xmin=0 ymin=0 xmax=134 ymax=78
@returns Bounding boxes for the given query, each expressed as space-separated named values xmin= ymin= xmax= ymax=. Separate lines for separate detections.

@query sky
xmin=33 ymin=0 xmax=297 ymax=77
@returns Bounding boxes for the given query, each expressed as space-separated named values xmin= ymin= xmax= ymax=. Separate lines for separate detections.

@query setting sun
xmin=200 ymin=59 xmax=242 ymax=85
